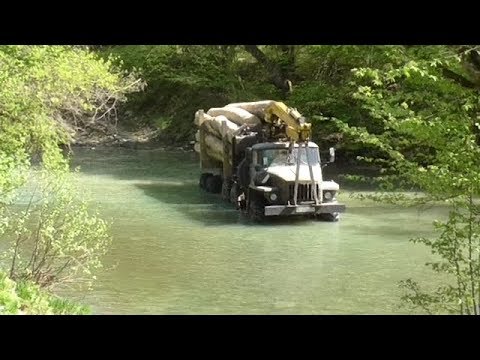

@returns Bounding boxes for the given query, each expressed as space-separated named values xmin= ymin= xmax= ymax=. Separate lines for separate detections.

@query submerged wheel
xmin=206 ymin=175 xmax=222 ymax=194
xmin=229 ymin=182 xmax=239 ymax=205
xmin=237 ymin=159 xmax=250 ymax=189
xmin=199 ymin=173 xmax=210 ymax=190
xmin=318 ymin=212 xmax=340 ymax=222
xmin=248 ymin=198 xmax=265 ymax=222
xmin=221 ymin=180 xmax=231 ymax=202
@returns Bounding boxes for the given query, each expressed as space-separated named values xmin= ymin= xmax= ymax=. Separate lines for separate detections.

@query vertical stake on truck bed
xmin=305 ymin=140 xmax=320 ymax=205
xmin=293 ymin=141 xmax=302 ymax=205
xmin=221 ymin=120 xmax=231 ymax=180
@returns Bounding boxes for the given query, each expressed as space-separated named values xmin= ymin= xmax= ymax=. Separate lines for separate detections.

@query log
xmin=204 ymin=116 xmax=239 ymax=140
xmin=202 ymin=118 xmax=221 ymax=138
xmin=207 ymin=107 xmax=261 ymax=127
xmin=204 ymin=134 xmax=224 ymax=162
xmin=200 ymin=116 xmax=240 ymax=142
xmin=215 ymin=115 xmax=239 ymax=139
xmin=194 ymin=110 xmax=215 ymax=127
xmin=225 ymin=100 xmax=275 ymax=119
xmin=194 ymin=109 xmax=203 ymax=126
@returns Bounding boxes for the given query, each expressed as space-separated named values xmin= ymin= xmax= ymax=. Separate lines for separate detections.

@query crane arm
xmin=263 ymin=101 xmax=312 ymax=142
xmin=264 ymin=101 xmax=318 ymax=204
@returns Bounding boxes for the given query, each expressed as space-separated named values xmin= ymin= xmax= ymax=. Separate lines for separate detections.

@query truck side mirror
xmin=246 ymin=148 xmax=252 ymax=163
xmin=329 ymin=147 xmax=335 ymax=163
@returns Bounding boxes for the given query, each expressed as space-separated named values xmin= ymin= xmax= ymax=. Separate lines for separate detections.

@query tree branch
xmin=441 ymin=66 xmax=477 ymax=89
xmin=244 ymin=45 xmax=292 ymax=96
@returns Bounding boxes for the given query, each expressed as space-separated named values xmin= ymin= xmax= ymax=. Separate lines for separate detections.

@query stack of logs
xmin=194 ymin=100 xmax=275 ymax=162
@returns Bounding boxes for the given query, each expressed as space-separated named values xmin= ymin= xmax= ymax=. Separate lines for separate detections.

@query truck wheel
xmin=237 ymin=159 xmax=250 ymax=189
xmin=318 ymin=212 xmax=340 ymax=222
xmin=199 ymin=173 xmax=210 ymax=190
xmin=229 ymin=183 xmax=239 ymax=204
xmin=206 ymin=175 xmax=222 ymax=194
xmin=248 ymin=199 xmax=265 ymax=222
xmin=221 ymin=180 xmax=231 ymax=202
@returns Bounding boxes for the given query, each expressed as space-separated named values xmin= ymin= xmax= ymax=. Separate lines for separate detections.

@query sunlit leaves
xmin=2 ymin=171 xmax=112 ymax=291
xmin=338 ymin=45 xmax=480 ymax=314
xmin=0 ymin=45 xmax=142 ymax=198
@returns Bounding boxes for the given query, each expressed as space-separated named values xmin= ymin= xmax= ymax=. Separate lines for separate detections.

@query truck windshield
xmin=258 ymin=147 xmax=320 ymax=167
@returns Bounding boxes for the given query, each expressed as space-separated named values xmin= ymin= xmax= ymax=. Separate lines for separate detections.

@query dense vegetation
xmin=0 ymin=271 xmax=89 ymax=314
xmin=0 ymin=45 xmax=141 ymax=314
xmin=98 ymin=46 xmax=480 ymax=162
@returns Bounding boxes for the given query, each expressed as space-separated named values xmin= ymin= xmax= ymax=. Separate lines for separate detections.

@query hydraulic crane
xmin=263 ymin=102 xmax=319 ymax=205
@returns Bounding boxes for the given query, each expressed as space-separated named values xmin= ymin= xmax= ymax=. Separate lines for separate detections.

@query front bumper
xmin=264 ymin=202 xmax=346 ymax=216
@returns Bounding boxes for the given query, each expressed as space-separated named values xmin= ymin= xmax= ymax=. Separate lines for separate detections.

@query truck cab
xmin=238 ymin=141 xmax=345 ymax=221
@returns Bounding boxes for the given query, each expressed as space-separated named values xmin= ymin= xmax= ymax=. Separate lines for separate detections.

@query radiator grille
xmin=288 ymin=184 xmax=320 ymax=203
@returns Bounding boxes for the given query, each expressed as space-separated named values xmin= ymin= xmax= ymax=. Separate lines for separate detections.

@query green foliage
xmin=0 ymin=272 xmax=20 ymax=314
xmin=332 ymin=45 xmax=480 ymax=314
xmin=0 ymin=45 xmax=142 ymax=199
xmin=334 ymin=46 xmax=480 ymax=197
xmin=0 ymin=271 xmax=89 ymax=315
xmin=0 ymin=46 xmax=136 ymax=313
xmin=98 ymin=45 xmax=280 ymax=142
xmin=96 ymin=45 xmax=480 ymax=163
xmin=1 ymin=170 xmax=111 ymax=291
xmin=400 ymin=198 xmax=480 ymax=314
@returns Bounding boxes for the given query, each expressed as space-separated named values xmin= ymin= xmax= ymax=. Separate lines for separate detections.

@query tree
xmin=1 ymin=171 xmax=111 ymax=290
xmin=333 ymin=45 xmax=480 ymax=314
xmin=0 ymin=46 xmax=141 ymax=296
xmin=243 ymin=45 xmax=294 ymax=96
xmin=0 ymin=45 xmax=142 ymax=199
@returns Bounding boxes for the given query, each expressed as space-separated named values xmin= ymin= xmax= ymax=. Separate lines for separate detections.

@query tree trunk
xmin=244 ymin=45 xmax=292 ymax=97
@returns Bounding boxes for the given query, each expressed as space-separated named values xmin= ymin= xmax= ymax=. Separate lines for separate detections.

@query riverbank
xmin=72 ymin=125 xmax=195 ymax=152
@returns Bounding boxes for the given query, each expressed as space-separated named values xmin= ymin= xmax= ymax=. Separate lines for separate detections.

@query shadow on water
xmin=135 ymin=182 xmax=328 ymax=227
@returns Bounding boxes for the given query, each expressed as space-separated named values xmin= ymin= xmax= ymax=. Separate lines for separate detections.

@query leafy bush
xmin=1 ymin=171 xmax=111 ymax=291
xmin=0 ymin=45 xmax=143 ymax=199
xmin=0 ymin=46 xmax=137 ymax=313
xmin=0 ymin=271 xmax=89 ymax=315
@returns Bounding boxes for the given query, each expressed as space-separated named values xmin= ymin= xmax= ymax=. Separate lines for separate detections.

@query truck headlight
xmin=270 ymin=193 xmax=278 ymax=201
xmin=323 ymin=191 xmax=336 ymax=201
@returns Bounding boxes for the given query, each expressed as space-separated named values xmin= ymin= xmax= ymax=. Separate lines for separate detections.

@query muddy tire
xmin=199 ymin=173 xmax=210 ymax=190
xmin=248 ymin=199 xmax=265 ymax=222
xmin=318 ymin=212 xmax=340 ymax=222
xmin=221 ymin=180 xmax=231 ymax=202
xmin=237 ymin=159 xmax=250 ymax=189
xmin=229 ymin=182 xmax=239 ymax=205
xmin=206 ymin=175 xmax=222 ymax=194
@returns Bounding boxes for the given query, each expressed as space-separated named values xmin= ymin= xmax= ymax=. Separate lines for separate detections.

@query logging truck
xmin=194 ymin=100 xmax=346 ymax=221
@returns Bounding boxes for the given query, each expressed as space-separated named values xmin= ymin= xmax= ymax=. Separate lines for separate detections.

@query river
xmin=63 ymin=147 xmax=447 ymax=314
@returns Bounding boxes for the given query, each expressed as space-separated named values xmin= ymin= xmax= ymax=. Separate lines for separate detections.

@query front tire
xmin=248 ymin=198 xmax=265 ymax=222
xmin=221 ymin=180 xmax=231 ymax=202
xmin=206 ymin=175 xmax=222 ymax=194
xmin=230 ymin=182 xmax=240 ymax=205
xmin=199 ymin=173 xmax=210 ymax=190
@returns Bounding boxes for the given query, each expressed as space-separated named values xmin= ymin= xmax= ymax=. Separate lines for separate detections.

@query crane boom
xmin=264 ymin=101 xmax=317 ymax=204
xmin=264 ymin=101 xmax=312 ymax=142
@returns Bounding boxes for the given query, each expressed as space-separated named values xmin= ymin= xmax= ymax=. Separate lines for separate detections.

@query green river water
xmin=63 ymin=147 xmax=447 ymax=314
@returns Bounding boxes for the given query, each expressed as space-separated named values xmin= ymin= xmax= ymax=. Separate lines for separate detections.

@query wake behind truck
xmin=193 ymin=100 xmax=346 ymax=221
